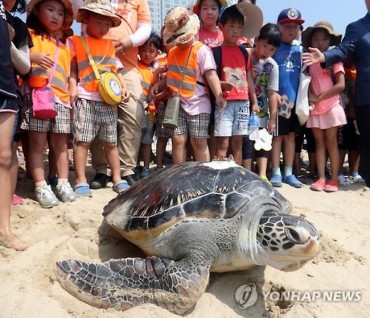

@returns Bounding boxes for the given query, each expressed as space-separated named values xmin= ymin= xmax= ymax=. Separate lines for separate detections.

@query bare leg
xmin=191 ymin=137 xmax=210 ymax=162
xmin=325 ymin=127 xmax=340 ymax=182
xmin=104 ymin=142 xmax=122 ymax=185
xmin=230 ymin=135 xmax=243 ymax=165
xmin=74 ymin=142 xmax=90 ymax=185
xmin=155 ymin=137 xmax=168 ymax=168
xmin=172 ymin=134 xmax=187 ymax=164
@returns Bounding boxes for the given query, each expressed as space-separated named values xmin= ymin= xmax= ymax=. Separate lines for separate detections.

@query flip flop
xmin=74 ymin=183 xmax=92 ymax=197
xmin=113 ymin=180 xmax=130 ymax=194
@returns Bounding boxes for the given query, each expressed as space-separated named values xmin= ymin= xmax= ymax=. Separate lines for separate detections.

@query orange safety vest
xmin=70 ymin=36 xmax=118 ymax=92
xmin=166 ymin=41 xmax=203 ymax=98
xmin=138 ymin=60 xmax=158 ymax=116
xmin=28 ymin=30 xmax=71 ymax=102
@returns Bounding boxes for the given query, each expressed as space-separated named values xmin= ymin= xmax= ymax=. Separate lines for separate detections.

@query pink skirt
xmin=306 ymin=103 xmax=347 ymax=129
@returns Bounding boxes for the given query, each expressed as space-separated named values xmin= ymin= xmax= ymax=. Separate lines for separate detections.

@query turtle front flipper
xmin=55 ymin=256 xmax=210 ymax=314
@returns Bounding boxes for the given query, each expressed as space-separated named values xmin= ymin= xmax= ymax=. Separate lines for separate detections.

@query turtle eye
xmin=285 ymin=227 xmax=309 ymax=244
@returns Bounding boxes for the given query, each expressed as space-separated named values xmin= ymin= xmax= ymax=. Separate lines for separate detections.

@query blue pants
xmin=356 ymin=104 xmax=370 ymax=186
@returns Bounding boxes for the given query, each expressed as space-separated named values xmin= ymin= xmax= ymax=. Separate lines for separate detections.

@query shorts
xmin=214 ymin=100 xmax=250 ymax=137
xmin=74 ymin=98 xmax=117 ymax=144
xmin=155 ymin=101 xmax=173 ymax=138
xmin=173 ymin=107 xmax=210 ymax=139
xmin=274 ymin=112 xmax=301 ymax=136
xmin=242 ymin=134 xmax=269 ymax=160
xmin=0 ymin=93 xmax=19 ymax=112
xmin=141 ymin=119 xmax=154 ymax=145
xmin=338 ymin=118 xmax=360 ymax=151
xmin=21 ymin=93 xmax=71 ymax=134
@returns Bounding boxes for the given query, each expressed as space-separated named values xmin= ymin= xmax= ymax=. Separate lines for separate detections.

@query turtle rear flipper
xmin=55 ymin=256 xmax=210 ymax=314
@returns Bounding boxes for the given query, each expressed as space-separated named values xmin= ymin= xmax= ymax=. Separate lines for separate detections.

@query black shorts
xmin=242 ymin=135 xmax=269 ymax=160
xmin=338 ymin=118 xmax=360 ymax=151
xmin=0 ymin=93 xmax=19 ymax=112
xmin=274 ymin=113 xmax=301 ymax=136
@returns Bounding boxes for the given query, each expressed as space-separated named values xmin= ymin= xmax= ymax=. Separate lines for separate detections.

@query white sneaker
xmin=55 ymin=181 xmax=78 ymax=202
xmin=35 ymin=184 xmax=59 ymax=208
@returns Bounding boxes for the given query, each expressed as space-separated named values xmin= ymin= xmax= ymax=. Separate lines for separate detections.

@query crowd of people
xmin=0 ymin=0 xmax=369 ymax=251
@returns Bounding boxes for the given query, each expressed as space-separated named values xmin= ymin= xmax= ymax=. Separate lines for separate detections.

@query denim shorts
xmin=214 ymin=100 xmax=250 ymax=137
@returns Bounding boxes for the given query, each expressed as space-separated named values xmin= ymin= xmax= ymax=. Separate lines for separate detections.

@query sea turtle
xmin=55 ymin=160 xmax=321 ymax=314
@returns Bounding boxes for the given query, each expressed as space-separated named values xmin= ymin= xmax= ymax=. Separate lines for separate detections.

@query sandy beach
xmin=0 ymin=160 xmax=369 ymax=318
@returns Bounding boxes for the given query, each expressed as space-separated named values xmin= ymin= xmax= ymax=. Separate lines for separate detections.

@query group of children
xmin=5 ymin=0 xmax=366 ymax=215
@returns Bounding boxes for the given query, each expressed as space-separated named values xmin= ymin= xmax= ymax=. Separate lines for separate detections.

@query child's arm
xmin=151 ymin=76 xmax=171 ymax=102
xmin=267 ymin=90 xmax=279 ymax=133
xmin=117 ymin=71 xmax=130 ymax=102
xmin=69 ymin=56 xmax=78 ymax=105
xmin=204 ymin=69 xmax=226 ymax=109
xmin=309 ymin=71 xmax=345 ymax=104
xmin=247 ymin=72 xmax=259 ymax=113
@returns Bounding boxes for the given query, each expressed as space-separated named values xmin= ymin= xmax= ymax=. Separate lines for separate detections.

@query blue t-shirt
xmin=272 ymin=42 xmax=301 ymax=105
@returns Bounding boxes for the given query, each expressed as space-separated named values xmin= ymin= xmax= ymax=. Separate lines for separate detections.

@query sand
xmin=0 ymin=163 xmax=369 ymax=318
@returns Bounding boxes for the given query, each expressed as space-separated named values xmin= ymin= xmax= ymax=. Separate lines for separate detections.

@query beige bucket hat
xmin=163 ymin=7 xmax=200 ymax=46
xmin=76 ymin=0 xmax=121 ymax=27
xmin=301 ymin=20 xmax=342 ymax=49
xmin=27 ymin=0 xmax=74 ymax=29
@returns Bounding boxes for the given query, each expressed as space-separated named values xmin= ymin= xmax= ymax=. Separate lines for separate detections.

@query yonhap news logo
xmin=235 ymin=284 xmax=362 ymax=309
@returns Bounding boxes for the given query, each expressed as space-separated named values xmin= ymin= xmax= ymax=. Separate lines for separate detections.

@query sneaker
xmin=283 ymin=174 xmax=303 ymax=188
xmin=270 ymin=174 xmax=282 ymax=187
xmin=260 ymin=175 xmax=271 ymax=184
xmin=324 ymin=180 xmax=339 ymax=192
xmin=141 ymin=167 xmax=151 ymax=178
xmin=55 ymin=181 xmax=78 ymax=202
xmin=310 ymin=178 xmax=325 ymax=191
xmin=90 ymin=173 xmax=111 ymax=189
xmin=35 ymin=184 xmax=59 ymax=208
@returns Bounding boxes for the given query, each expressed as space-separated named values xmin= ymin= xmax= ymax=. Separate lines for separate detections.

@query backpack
xmin=212 ymin=43 xmax=250 ymax=78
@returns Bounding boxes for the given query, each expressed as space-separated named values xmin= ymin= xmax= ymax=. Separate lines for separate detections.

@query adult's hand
xmin=114 ymin=37 xmax=133 ymax=55
xmin=302 ymin=47 xmax=325 ymax=66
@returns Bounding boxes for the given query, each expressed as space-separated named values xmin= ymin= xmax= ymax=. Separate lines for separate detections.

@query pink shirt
xmin=196 ymin=27 xmax=223 ymax=48
xmin=309 ymin=62 xmax=344 ymax=114
xmin=180 ymin=44 xmax=216 ymax=116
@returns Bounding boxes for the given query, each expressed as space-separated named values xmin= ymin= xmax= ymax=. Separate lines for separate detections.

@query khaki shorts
xmin=74 ymin=98 xmax=118 ymax=144
xmin=21 ymin=93 xmax=71 ymax=134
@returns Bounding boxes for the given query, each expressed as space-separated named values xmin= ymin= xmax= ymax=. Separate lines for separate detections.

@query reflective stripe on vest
xmin=28 ymin=30 xmax=71 ymax=102
xmin=138 ymin=61 xmax=157 ymax=101
xmin=166 ymin=42 xmax=203 ymax=98
xmin=71 ymin=36 xmax=118 ymax=92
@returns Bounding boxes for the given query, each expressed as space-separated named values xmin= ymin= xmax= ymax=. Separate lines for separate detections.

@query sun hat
xmin=162 ymin=7 xmax=200 ymax=46
xmin=76 ymin=0 xmax=121 ymax=27
xmin=301 ymin=20 xmax=342 ymax=49
xmin=220 ymin=0 xmax=263 ymax=38
xmin=27 ymin=0 xmax=74 ymax=29
xmin=277 ymin=8 xmax=305 ymax=25
xmin=192 ymin=0 xmax=229 ymax=16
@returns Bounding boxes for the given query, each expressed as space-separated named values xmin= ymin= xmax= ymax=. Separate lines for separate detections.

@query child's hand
xmin=220 ymin=81 xmax=234 ymax=92
xmin=154 ymin=65 xmax=167 ymax=76
xmin=121 ymin=85 xmax=130 ymax=102
xmin=251 ymin=102 xmax=259 ymax=114
xmin=30 ymin=52 xmax=54 ymax=70
xmin=215 ymin=94 xmax=226 ymax=110
xmin=268 ymin=117 xmax=276 ymax=133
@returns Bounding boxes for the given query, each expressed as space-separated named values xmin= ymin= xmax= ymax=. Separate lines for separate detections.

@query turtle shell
xmin=103 ymin=161 xmax=290 ymax=237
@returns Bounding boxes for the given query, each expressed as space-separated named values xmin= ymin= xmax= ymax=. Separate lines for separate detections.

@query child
xmin=301 ymin=21 xmax=346 ymax=192
xmin=22 ymin=0 xmax=76 ymax=208
xmin=242 ymin=23 xmax=280 ymax=181
xmin=270 ymin=8 xmax=305 ymax=188
xmin=137 ymin=31 xmax=163 ymax=177
xmin=154 ymin=7 xmax=225 ymax=163
xmin=0 ymin=0 xmax=28 ymax=250
xmin=193 ymin=0 xmax=224 ymax=48
xmin=69 ymin=0 xmax=130 ymax=197
xmin=4 ymin=0 xmax=32 ymax=206
xmin=213 ymin=3 xmax=261 ymax=165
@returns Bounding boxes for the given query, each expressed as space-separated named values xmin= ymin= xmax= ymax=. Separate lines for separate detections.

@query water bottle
xmin=249 ymin=112 xmax=260 ymax=140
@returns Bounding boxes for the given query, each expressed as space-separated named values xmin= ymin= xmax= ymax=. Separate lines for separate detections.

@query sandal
xmin=113 ymin=180 xmax=130 ymax=194
xmin=74 ymin=183 xmax=92 ymax=197
xmin=270 ymin=174 xmax=282 ymax=187
xmin=283 ymin=174 xmax=303 ymax=188
xmin=0 ymin=233 xmax=28 ymax=251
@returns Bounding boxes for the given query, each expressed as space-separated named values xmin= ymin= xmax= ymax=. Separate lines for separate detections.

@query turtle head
xmin=256 ymin=211 xmax=321 ymax=271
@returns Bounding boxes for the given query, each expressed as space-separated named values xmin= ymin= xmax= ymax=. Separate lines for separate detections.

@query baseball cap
xmin=277 ymin=8 xmax=304 ymax=25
